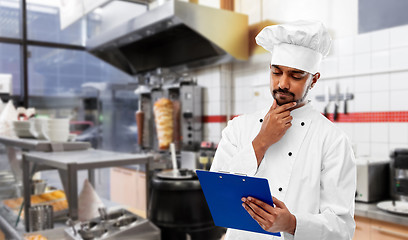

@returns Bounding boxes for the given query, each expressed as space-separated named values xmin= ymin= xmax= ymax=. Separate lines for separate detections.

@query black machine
xmin=390 ymin=149 xmax=408 ymax=202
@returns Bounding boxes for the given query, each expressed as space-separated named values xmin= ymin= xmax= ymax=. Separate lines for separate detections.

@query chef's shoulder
xmin=310 ymin=108 xmax=351 ymax=147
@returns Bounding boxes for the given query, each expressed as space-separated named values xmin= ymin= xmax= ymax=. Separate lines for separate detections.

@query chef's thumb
xmin=272 ymin=196 xmax=286 ymax=209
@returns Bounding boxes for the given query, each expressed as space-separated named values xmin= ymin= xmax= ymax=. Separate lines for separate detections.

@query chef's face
xmin=270 ymin=65 xmax=320 ymax=106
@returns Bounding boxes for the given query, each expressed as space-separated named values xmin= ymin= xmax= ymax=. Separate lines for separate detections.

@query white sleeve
xmin=292 ymin=135 xmax=356 ymax=240
xmin=210 ymin=117 xmax=258 ymax=176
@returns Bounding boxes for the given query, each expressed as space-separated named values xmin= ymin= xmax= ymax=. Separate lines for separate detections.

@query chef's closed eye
xmin=291 ymin=74 xmax=302 ymax=80
xmin=291 ymin=71 xmax=308 ymax=80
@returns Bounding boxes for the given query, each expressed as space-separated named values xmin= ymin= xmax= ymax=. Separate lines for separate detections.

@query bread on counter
xmin=2 ymin=190 xmax=68 ymax=215
xmin=24 ymin=234 xmax=47 ymax=240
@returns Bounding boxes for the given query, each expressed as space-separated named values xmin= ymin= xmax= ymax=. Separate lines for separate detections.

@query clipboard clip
xmin=234 ymin=172 xmax=247 ymax=176
xmin=218 ymin=171 xmax=230 ymax=174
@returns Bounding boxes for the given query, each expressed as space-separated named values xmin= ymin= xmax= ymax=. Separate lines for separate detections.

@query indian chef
xmin=210 ymin=20 xmax=356 ymax=240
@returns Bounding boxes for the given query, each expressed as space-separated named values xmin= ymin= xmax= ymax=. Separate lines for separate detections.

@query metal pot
xmin=148 ymin=169 xmax=222 ymax=240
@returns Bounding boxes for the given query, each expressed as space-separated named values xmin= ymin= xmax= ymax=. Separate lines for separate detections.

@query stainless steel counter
xmin=22 ymin=150 xmax=153 ymax=232
xmin=355 ymin=201 xmax=408 ymax=226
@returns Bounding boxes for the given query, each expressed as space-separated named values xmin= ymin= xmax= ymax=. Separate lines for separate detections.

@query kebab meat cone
xmin=153 ymin=98 xmax=174 ymax=149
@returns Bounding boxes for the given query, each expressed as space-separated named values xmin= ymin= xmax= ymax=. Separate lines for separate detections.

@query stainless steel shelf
xmin=22 ymin=150 xmax=153 ymax=232
xmin=0 ymin=136 xmax=90 ymax=152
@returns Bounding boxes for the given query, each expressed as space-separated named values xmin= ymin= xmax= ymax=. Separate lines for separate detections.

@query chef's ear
xmin=310 ymin=72 xmax=320 ymax=89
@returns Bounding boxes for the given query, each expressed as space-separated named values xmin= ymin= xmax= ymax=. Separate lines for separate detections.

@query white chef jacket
xmin=210 ymin=102 xmax=356 ymax=240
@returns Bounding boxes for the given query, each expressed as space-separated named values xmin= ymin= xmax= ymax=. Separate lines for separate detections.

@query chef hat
xmin=255 ymin=20 xmax=332 ymax=74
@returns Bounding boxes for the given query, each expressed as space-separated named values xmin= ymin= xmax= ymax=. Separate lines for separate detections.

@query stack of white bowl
xmin=12 ymin=120 xmax=37 ymax=138
xmin=43 ymin=118 xmax=70 ymax=142
xmin=30 ymin=118 xmax=47 ymax=140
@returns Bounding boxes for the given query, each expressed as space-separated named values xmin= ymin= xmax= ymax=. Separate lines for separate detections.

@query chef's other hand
xmin=241 ymin=196 xmax=296 ymax=235
xmin=252 ymin=100 xmax=296 ymax=163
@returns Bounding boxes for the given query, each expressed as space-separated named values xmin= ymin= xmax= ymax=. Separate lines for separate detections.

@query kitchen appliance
xmin=86 ymin=0 xmax=248 ymax=75
xmin=355 ymin=158 xmax=389 ymax=202
xmin=136 ymin=78 xmax=202 ymax=151
xmin=390 ymin=149 xmax=408 ymax=202
xmin=148 ymin=169 xmax=222 ymax=240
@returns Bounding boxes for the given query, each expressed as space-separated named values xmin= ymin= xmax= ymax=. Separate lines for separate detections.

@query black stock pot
xmin=148 ymin=169 xmax=222 ymax=240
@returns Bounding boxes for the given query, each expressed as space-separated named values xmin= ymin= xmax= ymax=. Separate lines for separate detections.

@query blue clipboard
xmin=196 ymin=170 xmax=281 ymax=237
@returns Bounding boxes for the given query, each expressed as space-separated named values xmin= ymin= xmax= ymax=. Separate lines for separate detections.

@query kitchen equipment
xmin=64 ymin=208 xmax=160 ymax=240
xmin=334 ymin=83 xmax=340 ymax=121
xmin=28 ymin=205 xmax=54 ymax=232
xmin=377 ymin=200 xmax=408 ymax=215
xmin=136 ymin=80 xmax=202 ymax=151
xmin=148 ymin=169 xmax=222 ymax=240
xmin=136 ymin=99 xmax=144 ymax=146
xmin=135 ymin=85 xmax=153 ymax=149
xmin=170 ymin=143 xmax=177 ymax=170
xmin=344 ymin=87 xmax=349 ymax=114
xmin=87 ymin=0 xmax=248 ymax=75
xmin=179 ymin=84 xmax=202 ymax=150
xmin=355 ymin=158 xmax=389 ymax=202
xmin=323 ymin=87 xmax=330 ymax=118
xmin=390 ymin=149 xmax=408 ymax=202
xmin=198 ymin=142 xmax=217 ymax=170
xmin=180 ymin=151 xmax=199 ymax=169
xmin=31 ymin=179 xmax=47 ymax=195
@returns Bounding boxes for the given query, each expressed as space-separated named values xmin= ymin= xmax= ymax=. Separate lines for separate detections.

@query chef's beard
xmin=272 ymin=78 xmax=313 ymax=106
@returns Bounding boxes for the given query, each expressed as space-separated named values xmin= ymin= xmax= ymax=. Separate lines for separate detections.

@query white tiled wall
xmin=195 ymin=23 xmax=408 ymax=159
xmin=194 ymin=65 xmax=228 ymax=143
xmin=323 ymin=25 xmax=408 ymax=159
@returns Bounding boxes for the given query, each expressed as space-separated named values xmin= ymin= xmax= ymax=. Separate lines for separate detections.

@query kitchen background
xmin=0 ymin=0 xmax=408 ymax=239
xmin=194 ymin=0 xmax=408 ymax=162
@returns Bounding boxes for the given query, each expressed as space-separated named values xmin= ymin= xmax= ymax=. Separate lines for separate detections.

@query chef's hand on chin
xmin=241 ymin=196 xmax=296 ymax=235
xmin=252 ymin=99 xmax=296 ymax=165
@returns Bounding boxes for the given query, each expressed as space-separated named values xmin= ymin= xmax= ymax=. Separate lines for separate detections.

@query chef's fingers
xmin=284 ymin=122 xmax=292 ymax=129
xmin=274 ymin=102 xmax=297 ymax=114
xmin=281 ymin=115 xmax=293 ymax=124
xmin=247 ymin=197 xmax=275 ymax=213
xmin=275 ymin=109 xmax=291 ymax=118
xmin=272 ymin=196 xmax=287 ymax=210
xmin=242 ymin=202 xmax=269 ymax=227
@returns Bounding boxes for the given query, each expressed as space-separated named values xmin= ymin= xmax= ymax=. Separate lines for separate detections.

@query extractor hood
xmin=86 ymin=0 xmax=248 ymax=75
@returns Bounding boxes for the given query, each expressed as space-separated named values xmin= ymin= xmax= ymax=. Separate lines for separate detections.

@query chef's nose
xmin=278 ymin=73 xmax=290 ymax=90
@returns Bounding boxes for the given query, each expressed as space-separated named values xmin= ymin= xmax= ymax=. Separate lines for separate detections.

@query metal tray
xmin=377 ymin=200 xmax=408 ymax=216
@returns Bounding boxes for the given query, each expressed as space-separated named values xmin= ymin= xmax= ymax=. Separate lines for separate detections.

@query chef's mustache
xmin=273 ymin=88 xmax=295 ymax=97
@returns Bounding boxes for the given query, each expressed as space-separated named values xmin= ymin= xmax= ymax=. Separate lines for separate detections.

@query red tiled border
xmin=324 ymin=112 xmax=408 ymax=122
xmin=203 ymin=112 xmax=408 ymax=123
xmin=203 ymin=115 xmax=227 ymax=123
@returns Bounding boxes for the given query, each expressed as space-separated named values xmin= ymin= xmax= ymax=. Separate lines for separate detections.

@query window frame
xmin=0 ymin=0 xmax=86 ymax=107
